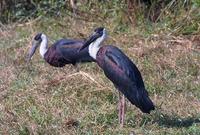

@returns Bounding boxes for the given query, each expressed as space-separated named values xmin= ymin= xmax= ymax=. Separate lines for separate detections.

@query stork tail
xmin=121 ymin=87 xmax=155 ymax=114
xmin=132 ymin=88 xmax=155 ymax=113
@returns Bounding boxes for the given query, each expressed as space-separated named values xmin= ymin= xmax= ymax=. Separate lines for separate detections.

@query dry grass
xmin=0 ymin=16 xmax=200 ymax=135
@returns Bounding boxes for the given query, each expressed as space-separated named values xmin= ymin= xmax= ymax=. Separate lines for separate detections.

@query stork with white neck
xmin=27 ymin=33 xmax=95 ymax=67
xmin=79 ymin=27 xmax=155 ymax=127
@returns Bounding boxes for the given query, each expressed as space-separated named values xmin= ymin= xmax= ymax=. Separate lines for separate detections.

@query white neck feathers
xmin=39 ymin=34 xmax=48 ymax=58
xmin=88 ymin=30 xmax=107 ymax=59
xmin=88 ymin=39 xmax=101 ymax=59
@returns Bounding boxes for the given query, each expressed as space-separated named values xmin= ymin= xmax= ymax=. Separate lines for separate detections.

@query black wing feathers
xmin=104 ymin=46 xmax=154 ymax=113
xmin=55 ymin=39 xmax=94 ymax=63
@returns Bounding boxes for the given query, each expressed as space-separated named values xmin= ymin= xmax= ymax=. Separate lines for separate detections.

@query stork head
xmin=78 ymin=27 xmax=107 ymax=52
xmin=27 ymin=33 xmax=43 ymax=61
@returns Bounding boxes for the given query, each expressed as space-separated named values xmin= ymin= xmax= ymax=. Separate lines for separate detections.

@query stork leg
xmin=118 ymin=92 xmax=126 ymax=127
xmin=70 ymin=0 xmax=77 ymax=18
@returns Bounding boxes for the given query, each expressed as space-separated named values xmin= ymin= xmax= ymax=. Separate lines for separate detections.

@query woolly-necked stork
xmin=27 ymin=33 xmax=95 ymax=67
xmin=79 ymin=27 xmax=155 ymax=127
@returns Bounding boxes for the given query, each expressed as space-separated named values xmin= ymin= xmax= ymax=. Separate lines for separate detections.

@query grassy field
xmin=0 ymin=16 xmax=200 ymax=135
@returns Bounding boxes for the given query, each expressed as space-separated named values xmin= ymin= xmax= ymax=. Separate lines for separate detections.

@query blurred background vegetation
xmin=1 ymin=0 xmax=200 ymax=35
xmin=0 ymin=1 xmax=200 ymax=134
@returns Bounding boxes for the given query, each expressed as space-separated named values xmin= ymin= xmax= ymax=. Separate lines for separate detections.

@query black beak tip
xmin=77 ymin=48 xmax=81 ymax=53
xmin=78 ymin=46 xmax=85 ymax=52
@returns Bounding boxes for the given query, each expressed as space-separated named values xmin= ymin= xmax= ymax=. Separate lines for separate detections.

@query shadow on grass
xmin=152 ymin=111 xmax=200 ymax=128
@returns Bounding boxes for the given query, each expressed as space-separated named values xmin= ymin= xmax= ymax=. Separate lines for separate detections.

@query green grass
xmin=0 ymin=15 xmax=200 ymax=134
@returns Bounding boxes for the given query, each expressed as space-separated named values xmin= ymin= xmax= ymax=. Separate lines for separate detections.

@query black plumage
xmin=44 ymin=39 xmax=95 ymax=67
xmin=78 ymin=27 xmax=155 ymax=115
xmin=97 ymin=45 xmax=155 ymax=113
xmin=27 ymin=33 xmax=95 ymax=67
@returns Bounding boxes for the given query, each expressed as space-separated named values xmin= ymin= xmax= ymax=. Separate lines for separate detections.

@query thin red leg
xmin=118 ymin=92 xmax=122 ymax=125
xmin=118 ymin=92 xmax=126 ymax=127
xmin=121 ymin=95 xmax=126 ymax=127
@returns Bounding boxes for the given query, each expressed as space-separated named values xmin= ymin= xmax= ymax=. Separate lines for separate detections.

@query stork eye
xmin=94 ymin=27 xmax=104 ymax=33
xmin=34 ymin=33 xmax=42 ymax=41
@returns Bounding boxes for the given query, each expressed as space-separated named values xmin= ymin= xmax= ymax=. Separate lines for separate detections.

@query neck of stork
xmin=39 ymin=34 xmax=48 ymax=58
xmin=89 ymin=34 xmax=106 ymax=60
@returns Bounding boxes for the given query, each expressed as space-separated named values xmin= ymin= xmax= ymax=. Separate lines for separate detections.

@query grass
xmin=0 ymin=15 xmax=200 ymax=134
